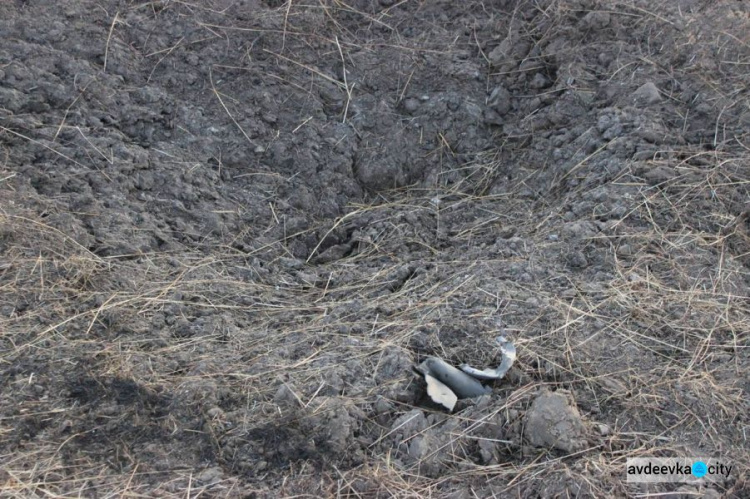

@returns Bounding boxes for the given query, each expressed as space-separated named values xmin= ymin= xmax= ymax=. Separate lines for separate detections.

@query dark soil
xmin=1 ymin=0 xmax=749 ymax=497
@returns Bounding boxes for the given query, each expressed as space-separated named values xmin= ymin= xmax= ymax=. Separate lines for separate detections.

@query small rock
xmin=597 ymin=423 xmax=611 ymax=436
xmin=530 ymin=73 xmax=551 ymax=89
xmin=374 ymin=396 xmax=393 ymax=415
xmin=206 ymin=406 xmax=224 ymax=419
xmin=402 ymin=98 xmax=419 ymax=113
xmin=484 ymin=108 xmax=505 ymax=126
xmin=196 ymin=466 xmax=223 ymax=485
xmin=488 ymin=38 xmax=513 ymax=65
xmin=633 ymin=82 xmax=661 ymax=106
xmin=524 ymin=390 xmax=587 ymax=453
xmin=566 ymin=250 xmax=588 ymax=268
xmin=488 ymin=85 xmax=512 ymax=115
xmin=617 ymin=244 xmax=633 ymax=257
xmin=279 ymin=257 xmax=305 ymax=270
xmin=408 ymin=434 xmax=431 ymax=459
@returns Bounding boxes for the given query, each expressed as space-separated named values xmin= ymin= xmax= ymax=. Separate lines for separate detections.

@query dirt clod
xmin=633 ymin=82 xmax=662 ymax=106
xmin=524 ymin=390 xmax=587 ymax=453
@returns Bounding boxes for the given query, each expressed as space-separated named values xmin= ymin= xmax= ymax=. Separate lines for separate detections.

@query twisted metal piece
xmin=414 ymin=336 xmax=516 ymax=410
xmin=459 ymin=336 xmax=517 ymax=380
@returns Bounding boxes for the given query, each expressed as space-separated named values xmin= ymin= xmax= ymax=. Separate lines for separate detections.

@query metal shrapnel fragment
xmin=415 ymin=357 xmax=490 ymax=402
xmin=422 ymin=373 xmax=458 ymax=411
xmin=414 ymin=336 xmax=516 ymax=411
xmin=459 ymin=336 xmax=516 ymax=380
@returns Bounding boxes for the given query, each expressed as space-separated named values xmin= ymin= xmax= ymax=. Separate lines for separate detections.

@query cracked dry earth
xmin=1 ymin=0 xmax=749 ymax=497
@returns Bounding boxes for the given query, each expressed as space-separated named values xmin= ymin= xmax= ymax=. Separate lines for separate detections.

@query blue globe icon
xmin=692 ymin=461 xmax=708 ymax=478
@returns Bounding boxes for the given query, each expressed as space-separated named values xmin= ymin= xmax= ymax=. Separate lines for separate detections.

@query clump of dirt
xmin=523 ymin=390 xmax=587 ymax=453
xmin=1 ymin=0 xmax=749 ymax=497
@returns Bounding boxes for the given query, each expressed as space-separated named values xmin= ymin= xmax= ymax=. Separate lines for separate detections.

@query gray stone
xmin=633 ymin=82 xmax=661 ymax=106
xmin=530 ymin=73 xmax=551 ymax=89
xmin=195 ymin=466 xmax=223 ymax=485
xmin=566 ymin=250 xmax=588 ymax=268
xmin=403 ymin=98 xmax=419 ymax=113
xmin=488 ymin=85 xmax=512 ymax=115
xmin=408 ymin=434 xmax=431 ymax=459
